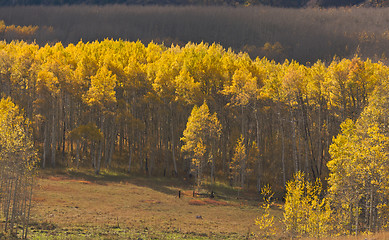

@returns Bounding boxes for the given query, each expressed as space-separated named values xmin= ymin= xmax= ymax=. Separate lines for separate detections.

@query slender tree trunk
xmin=23 ymin=177 xmax=33 ymax=239
xmin=96 ymin=113 xmax=104 ymax=174
xmin=298 ymin=96 xmax=310 ymax=175
xmin=4 ymin=176 xmax=13 ymax=231
xmin=257 ymin=137 xmax=264 ymax=192
xmin=139 ymin=135 xmax=143 ymax=172
xmin=210 ymin=146 xmax=215 ymax=184
xmin=9 ymin=175 xmax=20 ymax=233
xmin=75 ymin=139 xmax=80 ymax=168
xmin=255 ymin=108 xmax=261 ymax=192
xmin=280 ymin=115 xmax=286 ymax=189
xmin=51 ymin=104 xmax=56 ymax=168
xmin=317 ymin=102 xmax=323 ymax=178
xmin=369 ymin=188 xmax=374 ymax=232
xmin=119 ymin=127 xmax=123 ymax=156
xmin=127 ymin=140 xmax=132 ymax=173
xmin=108 ymin=130 xmax=115 ymax=167
xmin=170 ymin=103 xmax=178 ymax=176
xmin=241 ymin=105 xmax=244 ymax=138
xmin=222 ymin=130 xmax=227 ymax=174
xmin=92 ymin=142 xmax=96 ymax=169
xmin=127 ymin=108 xmax=134 ymax=173
xmin=241 ymin=157 xmax=245 ymax=188
xmin=69 ymin=99 xmax=74 ymax=155
xmin=164 ymin=139 xmax=169 ymax=176
xmin=148 ymin=153 xmax=153 ymax=176
xmin=290 ymin=108 xmax=299 ymax=173
xmin=42 ymin=123 xmax=47 ymax=168
xmin=304 ymin=140 xmax=309 ymax=174
xmin=197 ymin=158 xmax=202 ymax=191
xmin=355 ymin=199 xmax=359 ymax=235
xmin=104 ymin=130 xmax=109 ymax=167
xmin=96 ymin=140 xmax=103 ymax=174
xmin=62 ymin=111 xmax=66 ymax=159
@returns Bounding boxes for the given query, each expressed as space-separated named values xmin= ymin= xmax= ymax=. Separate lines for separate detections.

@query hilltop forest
xmin=0 ymin=38 xmax=388 ymax=236
xmin=0 ymin=39 xmax=384 ymax=183
xmin=0 ymin=3 xmax=389 ymax=238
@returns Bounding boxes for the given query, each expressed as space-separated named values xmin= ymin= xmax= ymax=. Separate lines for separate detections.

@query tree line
xmin=0 ymin=39 xmax=387 ymax=193
xmin=0 ymin=39 xmax=388 ymax=237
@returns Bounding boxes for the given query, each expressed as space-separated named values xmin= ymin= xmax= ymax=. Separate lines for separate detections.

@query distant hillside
xmin=2 ymin=5 xmax=389 ymax=63
xmin=0 ymin=0 xmax=376 ymax=8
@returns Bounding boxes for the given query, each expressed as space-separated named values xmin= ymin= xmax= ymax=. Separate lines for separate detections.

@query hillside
xmin=0 ymin=0 xmax=380 ymax=8
xmin=2 ymin=6 xmax=389 ymax=63
xmin=0 ymin=3 xmax=388 ymax=237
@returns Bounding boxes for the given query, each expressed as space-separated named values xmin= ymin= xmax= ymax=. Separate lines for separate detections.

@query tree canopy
xmin=0 ymin=39 xmax=387 ymax=198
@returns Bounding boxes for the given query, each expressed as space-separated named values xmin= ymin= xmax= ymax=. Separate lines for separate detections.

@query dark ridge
xmin=0 ymin=0 xmax=375 ymax=8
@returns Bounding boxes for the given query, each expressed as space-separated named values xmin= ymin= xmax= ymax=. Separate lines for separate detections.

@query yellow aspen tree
xmin=181 ymin=101 xmax=221 ymax=188
xmin=0 ymin=97 xmax=37 ymax=238
xmin=284 ymin=171 xmax=332 ymax=238
xmin=230 ymin=135 xmax=247 ymax=188
xmin=255 ymin=184 xmax=276 ymax=238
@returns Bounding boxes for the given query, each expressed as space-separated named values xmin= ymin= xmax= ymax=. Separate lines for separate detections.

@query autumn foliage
xmin=0 ymin=98 xmax=36 ymax=238
xmin=0 ymin=39 xmax=388 ymax=236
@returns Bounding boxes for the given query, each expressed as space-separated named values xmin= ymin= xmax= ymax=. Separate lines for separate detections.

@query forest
xmin=0 ymin=38 xmax=388 ymax=237
xmin=0 ymin=4 xmax=388 ymax=239
xmin=2 ymin=5 xmax=389 ymax=63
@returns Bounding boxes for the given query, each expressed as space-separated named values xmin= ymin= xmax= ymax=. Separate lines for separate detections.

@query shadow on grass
xmin=39 ymin=167 xmax=192 ymax=197
xmin=38 ymin=167 xmax=260 ymax=203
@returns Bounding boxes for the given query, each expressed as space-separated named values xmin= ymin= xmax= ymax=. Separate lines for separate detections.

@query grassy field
xmin=28 ymin=169 xmax=285 ymax=239
xmin=28 ymin=169 xmax=389 ymax=239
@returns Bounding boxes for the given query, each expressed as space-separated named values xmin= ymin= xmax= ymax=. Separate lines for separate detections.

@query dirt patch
xmin=68 ymin=179 xmax=93 ymax=184
xmin=188 ymin=200 xmax=207 ymax=205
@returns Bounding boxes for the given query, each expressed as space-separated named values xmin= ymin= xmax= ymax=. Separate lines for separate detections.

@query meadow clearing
xmin=29 ymin=169 xmax=283 ymax=239
xmin=27 ymin=169 xmax=389 ymax=240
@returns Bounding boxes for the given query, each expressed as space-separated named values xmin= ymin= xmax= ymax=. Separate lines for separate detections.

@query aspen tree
xmin=284 ymin=172 xmax=332 ymax=238
xmin=181 ymin=101 xmax=221 ymax=188
xmin=0 ymin=98 xmax=36 ymax=238
xmin=328 ymin=73 xmax=389 ymax=234
xmin=230 ymin=135 xmax=246 ymax=188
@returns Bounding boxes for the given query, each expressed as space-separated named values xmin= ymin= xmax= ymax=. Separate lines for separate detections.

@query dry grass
xmin=28 ymin=169 xmax=388 ymax=239
xmin=188 ymin=200 xmax=207 ymax=206
xmin=303 ymin=231 xmax=389 ymax=240
xmin=29 ymin=169 xmax=284 ymax=239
